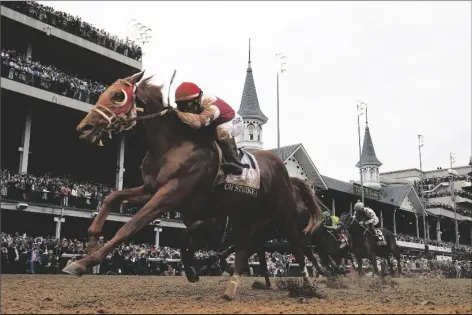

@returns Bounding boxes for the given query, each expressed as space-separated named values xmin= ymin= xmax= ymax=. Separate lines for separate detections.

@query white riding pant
xmin=216 ymin=114 xmax=244 ymax=140
xmin=364 ymin=216 xmax=379 ymax=226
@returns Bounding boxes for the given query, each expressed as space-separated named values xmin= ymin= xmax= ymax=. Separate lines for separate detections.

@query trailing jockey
xmin=174 ymin=82 xmax=249 ymax=176
xmin=353 ymin=201 xmax=383 ymax=243
xmin=322 ymin=211 xmax=347 ymax=248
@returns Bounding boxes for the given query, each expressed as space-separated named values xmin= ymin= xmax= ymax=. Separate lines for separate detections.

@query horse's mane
xmin=137 ymin=76 xmax=166 ymax=107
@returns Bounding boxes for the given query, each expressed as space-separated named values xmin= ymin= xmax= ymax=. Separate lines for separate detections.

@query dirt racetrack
xmin=1 ymin=274 xmax=471 ymax=314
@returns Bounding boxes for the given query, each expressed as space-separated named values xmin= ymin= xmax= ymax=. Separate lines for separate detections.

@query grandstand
xmin=0 ymin=1 xmax=184 ymax=248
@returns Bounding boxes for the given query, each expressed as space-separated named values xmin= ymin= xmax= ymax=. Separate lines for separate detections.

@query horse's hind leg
xmin=282 ymin=221 xmax=312 ymax=286
xmin=256 ymin=247 xmax=271 ymax=288
xmin=223 ymin=224 xmax=251 ymax=301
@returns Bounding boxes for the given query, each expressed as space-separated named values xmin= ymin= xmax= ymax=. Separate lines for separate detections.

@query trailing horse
xmin=62 ymin=72 xmax=323 ymax=300
xmin=339 ymin=211 xmax=402 ymax=277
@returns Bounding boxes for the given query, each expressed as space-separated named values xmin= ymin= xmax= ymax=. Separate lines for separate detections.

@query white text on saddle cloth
xmin=224 ymin=152 xmax=261 ymax=190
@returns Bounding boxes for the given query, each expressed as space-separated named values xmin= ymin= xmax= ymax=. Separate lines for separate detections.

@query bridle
xmin=91 ymin=81 xmax=173 ymax=134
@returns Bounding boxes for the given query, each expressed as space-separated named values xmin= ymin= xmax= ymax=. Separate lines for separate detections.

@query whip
xmin=167 ymin=69 xmax=177 ymax=107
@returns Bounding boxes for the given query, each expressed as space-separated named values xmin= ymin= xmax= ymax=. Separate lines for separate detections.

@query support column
xmin=27 ymin=43 xmax=33 ymax=58
xmin=115 ymin=135 xmax=125 ymax=190
xmin=380 ymin=209 xmax=384 ymax=229
xmin=154 ymin=226 xmax=162 ymax=248
xmin=415 ymin=214 xmax=419 ymax=238
xmin=426 ymin=221 xmax=430 ymax=240
xmin=436 ymin=219 xmax=441 ymax=242
xmin=54 ymin=217 xmax=65 ymax=240
xmin=18 ymin=108 xmax=32 ymax=174
xmin=393 ymin=208 xmax=397 ymax=235
xmin=349 ymin=202 xmax=353 ymax=213
xmin=331 ymin=198 xmax=336 ymax=216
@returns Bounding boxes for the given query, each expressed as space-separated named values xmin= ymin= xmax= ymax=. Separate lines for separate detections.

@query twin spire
xmin=237 ymin=38 xmax=268 ymax=124
xmin=356 ymin=106 xmax=382 ymax=168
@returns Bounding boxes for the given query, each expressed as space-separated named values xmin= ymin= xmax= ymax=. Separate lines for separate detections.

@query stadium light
xmin=417 ymin=134 xmax=428 ymax=248
xmin=127 ymin=19 xmax=153 ymax=47
xmin=356 ymin=101 xmax=367 ymax=204
xmin=449 ymin=154 xmax=459 ymax=248
xmin=276 ymin=52 xmax=286 ymax=149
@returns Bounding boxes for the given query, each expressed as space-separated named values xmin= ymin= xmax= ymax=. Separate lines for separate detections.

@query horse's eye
xmin=111 ymin=90 xmax=127 ymax=106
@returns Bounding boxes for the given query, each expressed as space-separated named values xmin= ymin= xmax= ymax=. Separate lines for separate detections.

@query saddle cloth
xmin=214 ymin=144 xmax=260 ymax=198
xmin=375 ymin=229 xmax=386 ymax=245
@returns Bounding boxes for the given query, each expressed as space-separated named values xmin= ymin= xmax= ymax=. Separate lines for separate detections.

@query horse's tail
xmin=290 ymin=177 xmax=323 ymax=235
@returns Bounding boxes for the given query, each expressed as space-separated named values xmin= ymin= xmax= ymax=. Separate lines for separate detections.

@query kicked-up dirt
xmin=1 ymin=274 xmax=471 ymax=314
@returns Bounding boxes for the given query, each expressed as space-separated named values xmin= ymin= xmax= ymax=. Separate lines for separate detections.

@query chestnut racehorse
xmin=63 ymin=71 xmax=323 ymax=300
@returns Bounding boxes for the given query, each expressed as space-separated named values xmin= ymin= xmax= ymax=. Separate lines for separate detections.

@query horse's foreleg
xmin=87 ymin=186 xmax=150 ymax=254
xmin=356 ymin=254 xmax=364 ymax=277
xmin=394 ymin=247 xmax=402 ymax=277
xmin=305 ymin=248 xmax=326 ymax=277
xmin=181 ymin=220 xmax=207 ymax=283
xmin=180 ymin=230 xmax=200 ymax=283
xmin=63 ymin=181 xmax=178 ymax=276
xmin=370 ymin=256 xmax=380 ymax=276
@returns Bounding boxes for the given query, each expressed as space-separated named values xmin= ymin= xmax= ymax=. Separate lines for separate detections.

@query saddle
xmin=212 ymin=141 xmax=261 ymax=198
xmin=370 ymin=228 xmax=386 ymax=246
xmin=325 ymin=227 xmax=348 ymax=248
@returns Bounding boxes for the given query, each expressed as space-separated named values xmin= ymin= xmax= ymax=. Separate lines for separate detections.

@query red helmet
xmin=175 ymin=82 xmax=202 ymax=102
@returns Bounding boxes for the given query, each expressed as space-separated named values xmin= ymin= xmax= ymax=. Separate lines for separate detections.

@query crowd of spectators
xmin=414 ymin=174 xmax=471 ymax=193
xmin=1 ymin=169 xmax=113 ymax=211
xmin=2 ymin=1 xmax=142 ymax=61
xmin=1 ymin=232 xmax=183 ymax=275
xmin=424 ymin=189 xmax=472 ymax=201
xmin=1 ymin=169 xmax=182 ymax=219
xmin=2 ymin=232 xmax=471 ymax=279
xmin=425 ymin=202 xmax=472 ymax=218
xmin=395 ymin=233 xmax=472 ymax=259
xmin=1 ymin=49 xmax=106 ymax=105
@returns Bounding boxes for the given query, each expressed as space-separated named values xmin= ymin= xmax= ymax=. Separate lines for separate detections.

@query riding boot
xmin=368 ymin=224 xmax=377 ymax=237
xmin=218 ymin=138 xmax=249 ymax=176
xmin=369 ymin=225 xmax=382 ymax=242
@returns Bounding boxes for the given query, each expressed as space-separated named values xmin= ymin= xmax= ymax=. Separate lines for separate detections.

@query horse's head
xmin=76 ymin=71 xmax=167 ymax=145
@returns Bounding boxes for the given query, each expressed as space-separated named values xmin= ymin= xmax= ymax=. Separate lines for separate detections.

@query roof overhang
xmin=284 ymin=144 xmax=328 ymax=190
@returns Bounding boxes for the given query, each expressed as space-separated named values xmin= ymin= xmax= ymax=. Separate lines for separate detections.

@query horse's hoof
xmin=186 ymin=275 xmax=200 ymax=283
xmin=185 ymin=269 xmax=200 ymax=283
xmin=62 ymin=262 xmax=87 ymax=277
xmin=222 ymin=294 xmax=234 ymax=301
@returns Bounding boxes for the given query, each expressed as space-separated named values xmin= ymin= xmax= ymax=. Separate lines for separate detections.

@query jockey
xmin=174 ymin=82 xmax=249 ymax=176
xmin=353 ymin=201 xmax=383 ymax=242
xmin=322 ymin=211 xmax=339 ymax=230
xmin=322 ymin=211 xmax=347 ymax=247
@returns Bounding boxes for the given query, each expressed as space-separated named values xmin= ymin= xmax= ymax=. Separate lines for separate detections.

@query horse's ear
xmin=126 ymin=71 xmax=145 ymax=85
